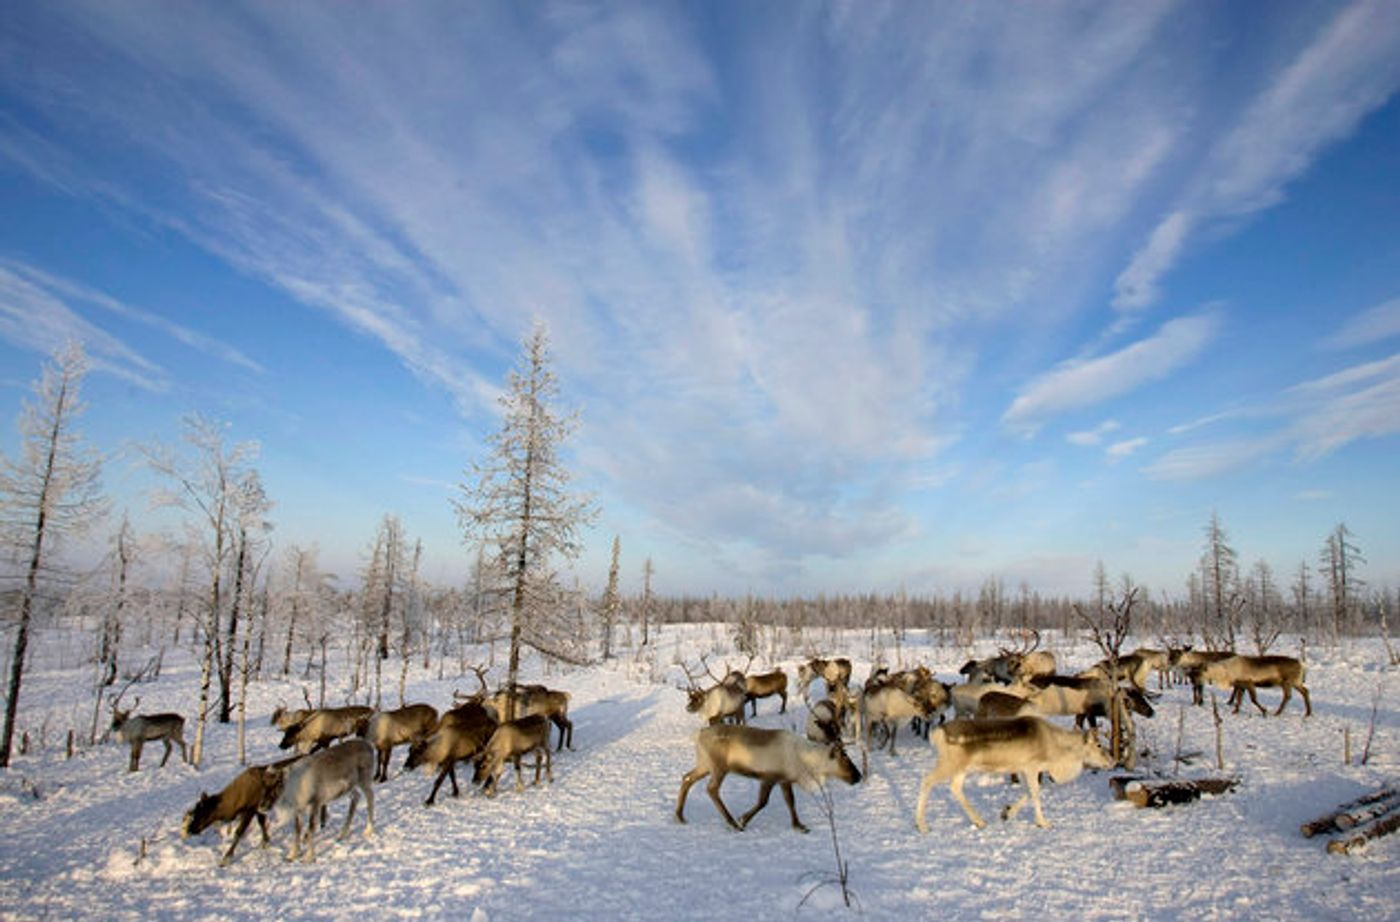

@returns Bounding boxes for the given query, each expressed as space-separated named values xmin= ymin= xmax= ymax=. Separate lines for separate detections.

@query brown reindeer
xmin=915 ymin=717 xmax=1113 ymax=830
xmin=182 ymin=757 xmax=296 ymax=865
xmin=110 ymin=694 xmax=186 ymax=772
xmin=487 ymin=685 xmax=575 ymax=751
xmin=797 ymin=657 xmax=852 ymax=697
xmin=472 ymin=715 xmax=554 ymax=796
xmin=676 ymin=725 xmax=862 ymax=832
xmin=744 ymin=670 xmax=789 ymax=716
xmin=361 ymin=703 xmax=439 ymax=782
xmin=404 ymin=701 xmax=499 ymax=806
xmin=1200 ymin=654 xmax=1311 ymax=716
xmin=279 ymin=706 xmax=374 ymax=754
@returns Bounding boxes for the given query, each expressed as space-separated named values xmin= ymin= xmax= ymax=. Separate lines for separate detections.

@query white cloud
xmin=1113 ymin=0 xmax=1400 ymax=311
xmin=0 ymin=267 xmax=167 ymax=390
xmin=1142 ymin=436 xmax=1282 ymax=480
xmin=1067 ymin=419 xmax=1121 ymax=446
xmin=1106 ymin=437 xmax=1148 ymax=459
xmin=1004 ymin=313 xmax=1219 ymax=433
xmin=1324 ymin=296 xmax=1400 ymax=350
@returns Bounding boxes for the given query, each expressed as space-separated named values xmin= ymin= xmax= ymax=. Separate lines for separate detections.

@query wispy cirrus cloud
xmin=1003 ymin=313 xmax=1220 ymax=434
xmin=0 ymin=266 xmax=167 ymax=390
xmin=1146 ymin=352 xmax=1400 ymax=478
xmin=1324 ymin=296 xmax=1400 ymax=350
xmin=1113 ymin=0 xmax=1400 ymax=312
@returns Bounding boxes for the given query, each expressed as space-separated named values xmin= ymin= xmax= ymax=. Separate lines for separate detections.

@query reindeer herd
xmin=101 ymin=633 xmax=1312 ymax=866
xmin=674 ymin=632 xmax=1312 ymax=835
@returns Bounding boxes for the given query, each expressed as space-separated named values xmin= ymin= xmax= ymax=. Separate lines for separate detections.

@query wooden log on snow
xmin=1326 ymin=809 xmax=1400 ymax=855
xmin=1109 ymin=776 xmax=1239 ymax=808
xmin=1300 ymin=787 xmax=1399 ymax=838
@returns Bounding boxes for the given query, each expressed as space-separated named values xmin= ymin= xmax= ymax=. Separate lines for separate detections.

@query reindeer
xmin=1081 ymin=648 xmax=1168 ymax=691
xmin=797 ymin=657 xmax=853 ymax=698
xmin=487 ymin=685 xmax=575 ymax=751
xmin=914 ymin=717 xmax=1113 ymax=831
xmin=960 ymin=630 xmax=1052 ymax=685
xmin=861 ymin=675 xmax=950 ymax=756
xmin=806 ymin=699 xmax=844 ymax=745
xmin=744 ymin=669 xmax=789 ymax=716
xmin=109 ymin=689 xmax=186 ymax=772
xmin=676 ymin=724 xmax=862 ymax=832
xmin=271 ymin=738 xmax=375 ymax=862
xmin=279 ymin=706 xmax=374 ymax=754
xmin=1200 ymin=654 xmax=1311 ymax=717
xmin=270 ymin=688 xmax=315 ymax=731
xmin=1171 ymin=648 xmax=1236 ymax=704
xmin=950 ymin=678 xmax=1034 ymax=719
xmin=404 ymin=674 xmax=499 ymax=806
xmin=472 ymin=715 xmax=553 ymax=796
xmin=679 ymin=657 xmax=747 ymax=726
xmin=182 ymin=758 xmax=296 ymax=866
xmin=976 ymin=676 xmax=1155 ymax=729
xmin=361 ymin=703 xmax=439 ymax=782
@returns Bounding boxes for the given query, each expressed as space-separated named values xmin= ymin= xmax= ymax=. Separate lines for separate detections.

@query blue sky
xmin=1 ymin=1 xmax=1398 ymax=598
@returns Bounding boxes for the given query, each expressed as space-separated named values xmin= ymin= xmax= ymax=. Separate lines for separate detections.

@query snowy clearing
xmin=1 ymin=628 xmax=1397 ymax=921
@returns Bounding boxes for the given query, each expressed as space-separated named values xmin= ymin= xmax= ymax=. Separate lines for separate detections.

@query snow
xmin=1 ymin=628 xmax=1397 ymax=920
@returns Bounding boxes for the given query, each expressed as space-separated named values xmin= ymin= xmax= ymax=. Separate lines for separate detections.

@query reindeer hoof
xmin=794 ymin=823 xmax=810 ymax=834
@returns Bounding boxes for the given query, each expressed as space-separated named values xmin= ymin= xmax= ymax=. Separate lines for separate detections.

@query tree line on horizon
xmin=1 ymin=336 xmax=1394 ymax=768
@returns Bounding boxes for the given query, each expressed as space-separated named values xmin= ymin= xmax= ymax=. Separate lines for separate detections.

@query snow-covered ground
xmin=1 ymin=627 xmax=1396 ymax=920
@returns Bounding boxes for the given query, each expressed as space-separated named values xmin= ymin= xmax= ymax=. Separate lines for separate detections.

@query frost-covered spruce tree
xmin=455 ymin=323 xmax=595 ymax=717
xmin=0 ymin=342 xmax=108 ymax=768
xmin=600 ymin=535 xmax=621 ymax=660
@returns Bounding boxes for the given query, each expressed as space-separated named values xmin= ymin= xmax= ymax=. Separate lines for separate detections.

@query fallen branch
xmin=1301 ymin=787 xmax=1399 ymax=838
xmin=1109 ymin=775 xmax=1239 ymax=808
xmin=1326 ymin=810 xmax=1400 ymax=855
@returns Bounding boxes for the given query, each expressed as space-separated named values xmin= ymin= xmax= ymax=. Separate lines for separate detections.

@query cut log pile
xmin=1109 ymin=775 xmax=1239 ymax=808
xmin=1300 ymin=787 xmax=1400 ymax=854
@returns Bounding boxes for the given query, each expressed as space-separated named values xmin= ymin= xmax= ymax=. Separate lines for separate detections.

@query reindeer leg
xmin=889 ymin=721 xmax=899 ymax=757
xmin=256 ymin=812 xmax=270 ymax=848
xmin=1027 ymin=772 xmax=1050 ymax=828
xmin=914 ymin=770 xmax=939 ymax=833
xmin=739 ymin=780 xmax=775 ymax=829
xmin=1244 ymin=683 xmax=1266 ymax=716
xmin=705 ymin=771 xmax=744 ymax=830
xmin=676 ymin=768 xmax=708 ymax=823
xmin=287 ymin=812 xmax=303 ymax=861
xmin=513 ymin=755 xmax=526 ymax=792
xmin=361 ymin=775 xmax=375 ymax=837
xmin=338 ymin=791 xmax=358 ymax=840
xmin=949 ymin=773 xmax=988 ymax=829
xmin=129 ymin=740 xmax=142 ymax=772
xmin=222 ymin=812 xmax=255 ymax=866
xmin=160 ymin=739 xmax=173 ymax=767
xmin=781 ymin=782 xmax=808 ymax=833
xmin=1274 ymin=685 xmax=1292 ymax=717
xmin=1298 ymin=682 xmax=1312 ymax=717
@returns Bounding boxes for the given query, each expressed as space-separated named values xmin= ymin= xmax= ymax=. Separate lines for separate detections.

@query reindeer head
xmin=182 ymin=791 xmax=219 ymax=838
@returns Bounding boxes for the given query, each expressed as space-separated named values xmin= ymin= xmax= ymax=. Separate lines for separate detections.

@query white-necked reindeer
xmin=271 ymin=738 xmax=375 ymax=862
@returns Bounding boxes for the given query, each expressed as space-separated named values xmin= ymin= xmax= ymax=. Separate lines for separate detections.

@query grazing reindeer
xmin=744 ymin=669 xmax=789 ymax=716
xmin=915 ymin=717 xmax=1113 ymax=831
xmin=110 ymin=694 xmax=186 ymax=772
xmin=182 ymin=758 xmax=295 ymax=866
xmin=279 ymin=706 xmax=374 ymax=754
xmin=404 ymin=701 xmax=498 ymax=806
xmin=271 ymin=739 xmax=375 ymax=862
xmin=473 ymin=715 xmax=553 ymax=796
xmin=487 ymin=685 xmax=575 ymax=751
xmin=676 ymin=725 xmax=862 ymax=832
xmin=975 ymin=677 xmax=1155 ymax=730
xmin=1200 ymin=655 xmax=1311 ymax=717
xmin=1081 ymin=648 xmax=1168 ymax=691
xmin=680 ymin=658 xmax=747 ymax=726
xmin=797 ymin=657 xmax=852 ymax=698
xmin=361 ymin=703 xmax=439 ymax=782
